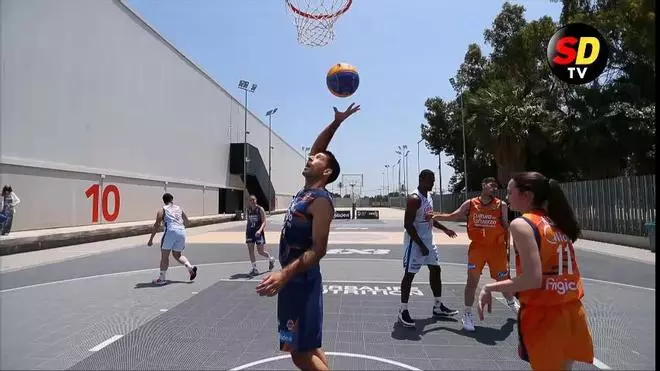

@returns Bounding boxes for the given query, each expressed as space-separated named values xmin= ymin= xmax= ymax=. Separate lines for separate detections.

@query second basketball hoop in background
xmin=326 ymin=63 xmax=359 ymax=98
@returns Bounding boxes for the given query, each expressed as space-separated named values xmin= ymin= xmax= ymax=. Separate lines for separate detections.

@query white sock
xmin=251 ymin=262 xmax=256 ymax=268
xmin=400 ymin=303 xmax=408 ymax=311
xmin=434 ymin=297 xmax=442 ymax=307
xmin=465 ymin=306 xmax=472 ymax=314
xmin=159 ymin=270 xmax=166 ymax=279
xmin=269 ymin=256 xmax=275 ymax=261
xmin=506 ymin=297 xmax=516 ymax=304
xmin=184 ymin=262 xmax=192 ymax=269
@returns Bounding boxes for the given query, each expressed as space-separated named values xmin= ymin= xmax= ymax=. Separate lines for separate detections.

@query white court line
xmin=492 ymin=296 xmax=612 ymax=370
xmin=230 ymin=352 xmax=421 ymax=371
xmin=217 ymin=278 xmax=464 ymax=285
xmin=89 ymin=335 xmax=123 ymax=352
xmin=0 ymin=258 xmax=654 ymax=293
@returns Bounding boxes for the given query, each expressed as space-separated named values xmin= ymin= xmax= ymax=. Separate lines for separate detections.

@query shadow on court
xmin=391 ymin=317 xmax=516 ymax=346
xmin=229 ymin=272 xmax=267 ymax=280
xmin=133 ymin=280 xmax=194 ymax=288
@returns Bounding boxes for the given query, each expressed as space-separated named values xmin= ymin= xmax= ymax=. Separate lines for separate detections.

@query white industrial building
xmin=0 ymin=0 xmax=304 ymax=231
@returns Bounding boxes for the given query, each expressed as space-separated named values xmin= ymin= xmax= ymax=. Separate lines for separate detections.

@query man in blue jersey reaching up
xmin=256 ymin=103 xmax=360 ymax=371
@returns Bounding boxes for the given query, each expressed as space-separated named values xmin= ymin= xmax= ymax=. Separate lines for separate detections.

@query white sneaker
xmin=506 ymin=298 xmax=520 ymax=313
xmin=462 ymin=312 xmax=476 ymax=332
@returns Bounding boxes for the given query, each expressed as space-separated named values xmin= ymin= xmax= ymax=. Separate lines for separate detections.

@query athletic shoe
xmin=249 ymin=267 xmax=259 ymax=276
xmin=506 ymin=298 xmax=520 ymax=313
xmin=433 ymin=303 xmax=459 ymax=317
xmin=462 ymin=312 xmax=476 ymax=332
xmin=189 ymin=266 xmax=198 ymax=281
xmin=398 ymin=309 xmax=415 ymax=328
xmin=268 ymin=258 xmax=275 ymax=271
xmin=152 ymin=277 xmax=167 ymax=285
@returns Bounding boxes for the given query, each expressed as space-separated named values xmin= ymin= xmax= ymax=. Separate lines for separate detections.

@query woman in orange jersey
xmin=477 ymin=172 xmax=594 ymax=370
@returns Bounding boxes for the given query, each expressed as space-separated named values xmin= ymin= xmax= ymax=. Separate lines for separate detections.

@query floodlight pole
xmin=266 ymin=108 xmax=278 ymax=212
xmin=238 ymin=79 xmax=257 ymax=218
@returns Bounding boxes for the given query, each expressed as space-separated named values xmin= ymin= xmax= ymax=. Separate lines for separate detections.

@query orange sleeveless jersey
xmin=515 ymin=210 xmax=584 ymax=306
xmin=466 ymin=197 xmax=506 ymax=244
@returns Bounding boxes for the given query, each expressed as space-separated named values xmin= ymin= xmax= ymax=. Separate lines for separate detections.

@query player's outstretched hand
xmin=477 ymin=286 xmax=492 ymax=321
xmin=256 ymin=271 xmax=286 ymax=297
xmin=443 ymin=229 xmax=458 ymax=238
xmin=333 ymin=103 xmax=360 ymax=123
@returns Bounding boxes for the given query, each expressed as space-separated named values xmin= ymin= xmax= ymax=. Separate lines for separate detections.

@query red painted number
xmin=85 ymin=184 xmax=121 ymax=223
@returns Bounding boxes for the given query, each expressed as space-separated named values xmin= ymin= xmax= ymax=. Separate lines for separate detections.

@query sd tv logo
xmin=547 ymin=23 xmax=609 ymax=84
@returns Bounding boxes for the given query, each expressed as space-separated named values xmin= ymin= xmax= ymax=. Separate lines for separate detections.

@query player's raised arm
xmin=308 ymin=103 xmax=360 ymax=156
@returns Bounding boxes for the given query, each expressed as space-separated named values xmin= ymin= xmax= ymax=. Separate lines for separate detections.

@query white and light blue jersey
xmin=403 ymin=188 xmax=434 ymax=246
xmin=163 ymin=204 xmax=185 ymax=232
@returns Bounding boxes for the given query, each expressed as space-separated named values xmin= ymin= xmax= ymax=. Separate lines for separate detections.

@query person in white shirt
xmin=147 ymin=193 xmax=198 ymax=285
xmin=1 ymin=185 xmax=20 ymax=236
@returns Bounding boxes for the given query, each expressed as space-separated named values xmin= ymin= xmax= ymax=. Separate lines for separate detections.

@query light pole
xmin=437 ymin=151 xmax=443 ymax=212
xmin=238 ymin=79 xmax=257 ymax=218
xmin=404 ymin=149 xmax=410 ymax=195
xmin=460 ymin=93 xmax=468 ymax=198
xmin=395 ymin=145 xmax=408 ymax=194
xmin=417 ymin=138 xmax=423 ymax=174
xmin=384 ymin=164 xmax=390 ymax=196
xmin=266 ymin=108 xmax=278 ymax=212
xmin=396 ymin=158 xmax=402 ymax=194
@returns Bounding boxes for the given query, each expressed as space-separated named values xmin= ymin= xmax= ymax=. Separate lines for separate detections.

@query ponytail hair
xmin=512 ymin=172 xmax=581 ymax=242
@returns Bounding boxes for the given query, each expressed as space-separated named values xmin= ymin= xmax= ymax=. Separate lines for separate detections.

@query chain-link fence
xmin=386 ymin=175 xmax=656 ymax=237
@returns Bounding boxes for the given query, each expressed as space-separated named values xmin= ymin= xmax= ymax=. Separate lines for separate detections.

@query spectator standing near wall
xmin=1 ymin=185 xmax=20 ymax=236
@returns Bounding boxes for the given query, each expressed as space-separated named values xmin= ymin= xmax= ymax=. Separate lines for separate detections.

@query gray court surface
xmin=0 ymin=215 xmax=655 ymax=370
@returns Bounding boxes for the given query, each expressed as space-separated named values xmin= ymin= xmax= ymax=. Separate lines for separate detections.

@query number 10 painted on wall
xmin=85 ymin=184 xmax=121 ymax=223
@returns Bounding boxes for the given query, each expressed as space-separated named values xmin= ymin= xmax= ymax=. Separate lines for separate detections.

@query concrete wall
xmin=0 ymin=0 xmax=303 ymax=231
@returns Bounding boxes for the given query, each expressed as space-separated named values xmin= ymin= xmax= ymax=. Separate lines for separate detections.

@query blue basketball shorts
xmin=246 ymin=230 xmax=266 ymax=245
xmin=277 ymin=276 xmax=323 ymax=353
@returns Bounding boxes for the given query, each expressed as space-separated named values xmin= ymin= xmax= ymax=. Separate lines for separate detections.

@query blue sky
xmin=126 ymin=0 xmax=562 ymax=196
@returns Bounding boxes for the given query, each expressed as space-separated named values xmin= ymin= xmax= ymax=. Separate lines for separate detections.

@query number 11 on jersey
xmin=556 ymin=243 xmax=574 ymax=276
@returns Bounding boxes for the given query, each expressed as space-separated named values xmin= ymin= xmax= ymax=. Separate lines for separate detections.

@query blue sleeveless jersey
xmin=246 ymin=206 xmax=262 ymax=234
xmin=279 ymin=188 xmax=334 ymax=282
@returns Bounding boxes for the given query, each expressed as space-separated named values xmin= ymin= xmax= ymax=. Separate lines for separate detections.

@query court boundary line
xmin=229 ymin=352 xmax=421 ymax=371
xmin=0 ymin=258 xmax=654 ymax=293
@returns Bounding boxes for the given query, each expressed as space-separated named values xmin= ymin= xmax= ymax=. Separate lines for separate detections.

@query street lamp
xmin=396 ymin=145 xmax=410 ymax=195
xmin=384 ymin=164 xmax=390 ymax=196
xmin=238 ymin=79 xmax=257 ymax=218
xmin=266 ymin=108 xmax=278 ymax=212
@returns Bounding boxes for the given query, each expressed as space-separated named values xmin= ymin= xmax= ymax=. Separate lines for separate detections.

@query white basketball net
xmin=285 ymin=0 xmax=352 ymax=47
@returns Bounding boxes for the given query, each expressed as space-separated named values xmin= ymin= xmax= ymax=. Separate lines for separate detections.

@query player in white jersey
xmin=398 ymin=170 xmax=459 ymax=327
xmin=147 ymin=193 xmax=198 ymax=285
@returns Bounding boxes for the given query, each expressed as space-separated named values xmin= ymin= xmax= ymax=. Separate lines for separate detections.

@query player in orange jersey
xmin=477 ymin=172 xmax=594 ymax=371
xmin=430 ymin=177 xmax=519 ymax=332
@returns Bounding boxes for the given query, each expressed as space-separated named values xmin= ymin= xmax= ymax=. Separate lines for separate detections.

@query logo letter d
xmin=576 ymin=37 xmax=600 ymax=65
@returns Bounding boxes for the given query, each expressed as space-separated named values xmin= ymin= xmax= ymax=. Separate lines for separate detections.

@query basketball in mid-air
xmin=326 ymin=63 xmax=359 ymax=98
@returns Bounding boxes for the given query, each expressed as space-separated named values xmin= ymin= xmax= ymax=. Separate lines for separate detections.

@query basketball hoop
xmin=285 ymin=0 xmax=352 ymax=47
